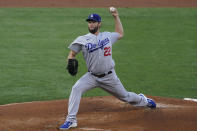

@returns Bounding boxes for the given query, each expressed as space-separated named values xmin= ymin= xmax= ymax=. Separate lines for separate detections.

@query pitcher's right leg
xmin=60 ymin=72 xmax=98 ymax=130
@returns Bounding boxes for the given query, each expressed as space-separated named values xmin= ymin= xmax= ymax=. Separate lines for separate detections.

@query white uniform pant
xmin=66 ymin=70 xmax=145 ymax=123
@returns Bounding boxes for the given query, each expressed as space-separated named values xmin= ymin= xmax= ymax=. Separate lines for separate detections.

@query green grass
xmin=0 ymin=8 xmax=197 ymax=105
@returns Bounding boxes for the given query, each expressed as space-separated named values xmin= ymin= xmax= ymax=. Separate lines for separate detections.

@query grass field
xmin=0 ymin=8 xmax=197 ymax=105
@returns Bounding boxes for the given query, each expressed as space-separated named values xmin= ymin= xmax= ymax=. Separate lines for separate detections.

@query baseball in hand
xmin=110 ymin=7 xmax=116 ymax=12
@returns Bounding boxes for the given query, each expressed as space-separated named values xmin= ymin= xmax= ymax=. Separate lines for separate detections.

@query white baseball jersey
xmin=69 ymin=32 xmax=120 ymax=74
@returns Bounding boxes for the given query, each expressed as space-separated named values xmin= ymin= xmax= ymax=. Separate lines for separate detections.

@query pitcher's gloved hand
xmin=67 ymin=59 xmax=78 ymax=76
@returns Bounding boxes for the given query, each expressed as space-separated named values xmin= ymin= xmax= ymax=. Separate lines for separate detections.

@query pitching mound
xmin=0 ymin=96 xmax=197 ymax=131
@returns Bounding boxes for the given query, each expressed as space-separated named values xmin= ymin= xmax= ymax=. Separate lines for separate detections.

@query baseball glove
xmin=67 ymin=59 xmax=78 ymax=76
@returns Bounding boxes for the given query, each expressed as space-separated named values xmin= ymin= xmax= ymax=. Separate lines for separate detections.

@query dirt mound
xmin=0 ymin=96 xmax=197 ymax=131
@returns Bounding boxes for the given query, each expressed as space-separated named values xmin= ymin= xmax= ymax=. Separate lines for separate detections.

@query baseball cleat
xmin=139 ymin=93 xmax=156 ymax=108
xmin=59 ymin=121 xmax=77 ymax=130
xmin=147 ymin=98 xmax=156 ymax=108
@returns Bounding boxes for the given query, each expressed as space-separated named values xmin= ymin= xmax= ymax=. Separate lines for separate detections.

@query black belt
xmin=90 ymin=71 xmax=112 ymax=78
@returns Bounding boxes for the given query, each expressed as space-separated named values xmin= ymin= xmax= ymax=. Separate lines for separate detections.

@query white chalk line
xmin=183 ymin=98 xmax=197 ymax=102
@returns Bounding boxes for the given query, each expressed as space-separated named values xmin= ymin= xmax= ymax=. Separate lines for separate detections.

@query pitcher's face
xmin=88 ymin=21 xmax=101 ymax=34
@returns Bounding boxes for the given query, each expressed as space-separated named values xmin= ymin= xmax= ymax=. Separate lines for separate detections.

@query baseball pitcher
xmin=59 ymin=7 xmax=156 ymax=130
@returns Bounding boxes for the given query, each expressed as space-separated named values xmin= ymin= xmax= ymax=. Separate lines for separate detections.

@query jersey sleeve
xmin=110 ymin=32 xmax=120 ymax=45
xmin=68 ymin=43 xmax=82 ymax=53
xmin=68 ymin=36 xmax=85 ymax=53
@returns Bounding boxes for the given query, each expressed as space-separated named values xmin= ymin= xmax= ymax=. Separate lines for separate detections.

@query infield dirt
xmin=0 ymin=0 xmax=197 ymax=131
xmin=0 ymin=96 xmax=197 ymax=131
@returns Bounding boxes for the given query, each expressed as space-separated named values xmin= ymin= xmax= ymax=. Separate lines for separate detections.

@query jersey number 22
xmin=104 ymin=47 xmax=111 ymax=56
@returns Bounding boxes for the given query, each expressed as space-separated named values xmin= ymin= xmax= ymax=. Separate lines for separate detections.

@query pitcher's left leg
xmin=99 ymin=71 xmax=148 ymax=106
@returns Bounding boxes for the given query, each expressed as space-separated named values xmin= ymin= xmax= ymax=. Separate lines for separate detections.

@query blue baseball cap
xmin=86 ymin=14 xmax=101 ymax=22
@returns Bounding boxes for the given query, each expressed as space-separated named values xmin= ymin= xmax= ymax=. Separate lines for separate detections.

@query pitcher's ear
xmin=99 ymin=22 xmax=102 ymax=28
